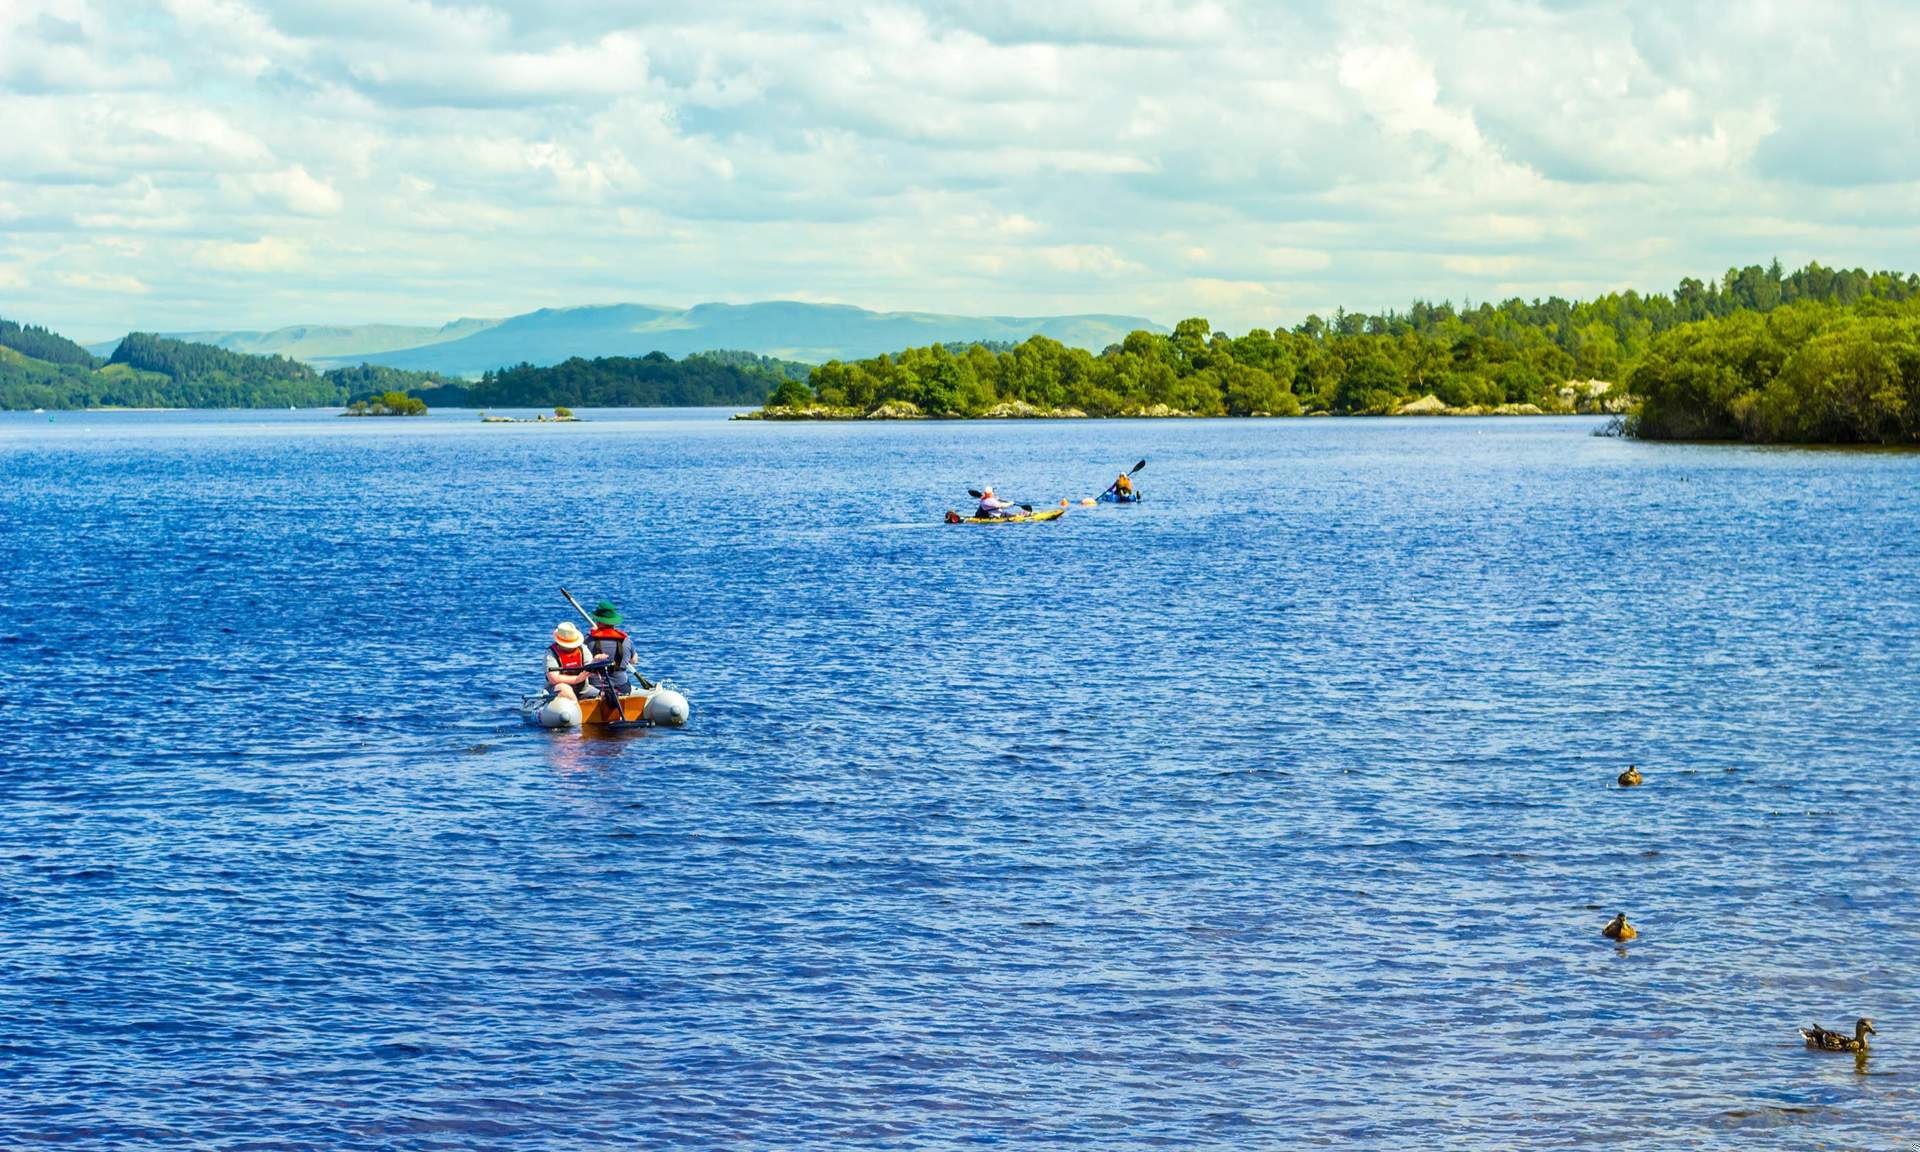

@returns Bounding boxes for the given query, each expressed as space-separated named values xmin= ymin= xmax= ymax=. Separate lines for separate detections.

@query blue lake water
xmin=1 ymin=408 xmax=1917 ymax=1149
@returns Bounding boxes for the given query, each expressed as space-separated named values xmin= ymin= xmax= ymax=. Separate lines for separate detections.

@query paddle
xmin=967 ymin=488 xmax=1034 ymax=513
xmin=560 ymin=587 xmax=651 ymax=724
xmin=560 ymin=587 xmax=595 ymax=628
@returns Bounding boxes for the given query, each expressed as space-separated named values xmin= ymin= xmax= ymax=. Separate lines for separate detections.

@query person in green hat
xmin=583 ymin=600 xmax=636 ymax=695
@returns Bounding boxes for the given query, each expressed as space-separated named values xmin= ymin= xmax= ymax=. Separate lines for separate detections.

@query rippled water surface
xmin=2 ymin=409 xmax=1917 ymax=1149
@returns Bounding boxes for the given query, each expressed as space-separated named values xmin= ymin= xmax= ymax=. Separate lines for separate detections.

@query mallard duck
xmin=1801 ymin=1018 xmax=1875 ymax=1053
xmin=1602 ymin=912 xmax=1637 ymax=941
xmin=1618 ymin=764 xmax=1642 ymax=787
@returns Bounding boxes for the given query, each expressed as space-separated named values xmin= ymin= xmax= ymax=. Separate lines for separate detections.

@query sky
xmin=5 ymin=0 xmax=1920 ymax=340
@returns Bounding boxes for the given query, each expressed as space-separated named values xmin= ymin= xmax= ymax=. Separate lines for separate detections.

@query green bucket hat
xmin=589 ymin=600 xmax=623 ymax=625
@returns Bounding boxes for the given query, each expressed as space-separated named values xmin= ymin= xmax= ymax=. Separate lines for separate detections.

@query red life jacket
xmin=549 ymin=642 xmax=586 ymax=670
xmin=587 ymin=624 xmax=631 ymax=667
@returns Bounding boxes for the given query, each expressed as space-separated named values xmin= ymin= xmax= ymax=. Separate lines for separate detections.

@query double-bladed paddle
xmin=1090 ymin=459 xmax=1148 ymax=504
xmin=967 ymin=489 xmax=1034 ymax=513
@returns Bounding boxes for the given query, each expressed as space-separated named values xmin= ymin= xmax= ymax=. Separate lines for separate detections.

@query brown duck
xmin=1618 ymin=765 xmax=1642 ymax=787
xmin=1601 ymin=912 xmax=1637 ymax=941
xmin=1801 ymin=1018 xmax=1875 ymax=1053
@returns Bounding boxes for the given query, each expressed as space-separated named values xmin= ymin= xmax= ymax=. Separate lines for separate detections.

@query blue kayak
xmin=1096 ymin=490 xmax=1142 ymax=504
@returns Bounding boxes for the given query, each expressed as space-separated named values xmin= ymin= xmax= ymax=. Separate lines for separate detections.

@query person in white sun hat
xmin=544 ymin=621 xmax=600 ymax=703
xmin=975 ymin=485 xmax=1016 ymax=519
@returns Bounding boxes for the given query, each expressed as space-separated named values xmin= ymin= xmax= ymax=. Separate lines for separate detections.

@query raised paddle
xmin=560 ymin=586 xmax=595 ymax=628
xmin=960 ymin=487 xmax=1036 ymax=510
xmin=563 ymin=587 xmax=651 ymax=685
xmin=560 ymin=587 xmax=653 ymax=722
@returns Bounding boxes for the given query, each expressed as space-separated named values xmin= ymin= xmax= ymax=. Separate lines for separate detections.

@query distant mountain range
xmin=84 ymin=302 xmax=1164 ymax=377
xmin=83 ymin=318 xmax=500 ymax=361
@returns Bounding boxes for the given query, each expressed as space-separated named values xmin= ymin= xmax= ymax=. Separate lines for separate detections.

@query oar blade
xmin=1130 ymin=458 xmax=1146 ymax=475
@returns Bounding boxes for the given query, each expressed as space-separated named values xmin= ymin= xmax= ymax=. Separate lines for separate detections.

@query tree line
xmin=1630 ymin=297 xmax=1920 ymax=443
xmin=768 ymin=260 xmax=1920 ymax=419
xmin=452 ymin=350 xmax=808 ymax=408
xmin=0 ymin=321 xmax=808 ymax=411
xmin=0 ymin=319 xmax=98 ymax=367
xmin=9 ymin=259 xmax=1920 ymax=435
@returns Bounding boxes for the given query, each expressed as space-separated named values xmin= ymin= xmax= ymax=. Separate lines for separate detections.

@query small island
xmin=341 ymin=390 xmax=427 ymax=416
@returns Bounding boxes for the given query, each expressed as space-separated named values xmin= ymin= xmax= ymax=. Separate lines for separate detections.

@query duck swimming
xmin=1602 ymin=912 xmax=1637 ymax=941
xmin=1801 ymin=1018 xmax=1875 ymax=1053
xmin=1618 ymin=765 xmax=1642 ymax=787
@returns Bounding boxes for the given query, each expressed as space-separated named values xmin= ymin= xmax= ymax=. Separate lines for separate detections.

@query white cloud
xmin=1338 ymin=42 xmax=1485 ymax=158
xmin=1261 ymin=248 xmax=1334 ymax=273
xmin=235 ymin=166 xmax=344 ymax=215
xmin=1036 ymin=244 xmax=1142 ymax=276
xmin=198 ymin=236 xmax=307 ymax=271
xmin=11 ymin=0 xmax=1920 ymax=337
xmin=342 ymin=29 xmax=654 ymax=106
xmin=0 ymin=3 xmax=175 ymax=93
xmin=163 ymin=0 xmax=306 ymax=77
xmin=1442 ymin=254 xmax=1539 ymax=278
xmin=57 ymin=271 xmax=150 ymax=294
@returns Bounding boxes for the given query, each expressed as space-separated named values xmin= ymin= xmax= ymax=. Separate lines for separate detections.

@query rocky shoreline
xmin=733 ymin=399 xmax=1093 ymax=421
xmin=734 ymin=380 xmax=1630 ymax=421
xmin=1390 ymin=379 xmax=1629 ymax=417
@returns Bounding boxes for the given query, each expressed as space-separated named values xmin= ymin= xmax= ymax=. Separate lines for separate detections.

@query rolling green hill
xmin=440 ymin=350 xmax=811 ymax=408
xmin=1 ymin=315 xmax=812 ymax=411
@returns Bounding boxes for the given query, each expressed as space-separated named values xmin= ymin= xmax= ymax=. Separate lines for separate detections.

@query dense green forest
xmin=764 ymin=260 xmax=1920 ymax=424
xmin=451 ymin=350 xmax=809 ymax=408
xmin=323 ymin=363 xmax=458 ymax=399
xmin=106 ymin=333 xmax=342 ymax=408
xmin=0 ymin=319 xmax=808 ymax=410
xmin=1630 ymin=298 xmax=1920 ymax=443
xmin=0 ymin=319 xmax=98 ymax=367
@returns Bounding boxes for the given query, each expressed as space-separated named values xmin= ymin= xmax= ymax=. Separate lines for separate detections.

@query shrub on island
xmin=343 ymin=390 xmax=428 ymax=417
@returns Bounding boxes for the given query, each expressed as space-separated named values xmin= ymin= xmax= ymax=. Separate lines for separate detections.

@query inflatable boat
xmin=522 ymin=680 xmax=690 ymax=729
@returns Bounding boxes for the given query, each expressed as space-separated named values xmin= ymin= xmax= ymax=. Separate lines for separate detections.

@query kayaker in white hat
xmin=975 ymin=485 xmax=1016 ymax=519
xmin=545 ymin=621 xmax=599 ymax=703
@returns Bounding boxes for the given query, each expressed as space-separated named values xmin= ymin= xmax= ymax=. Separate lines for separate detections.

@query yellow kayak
xmin=945 ymin=508 xmax=1066 ymax=524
